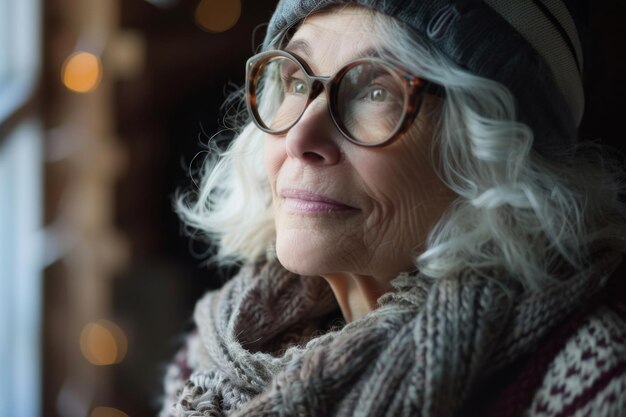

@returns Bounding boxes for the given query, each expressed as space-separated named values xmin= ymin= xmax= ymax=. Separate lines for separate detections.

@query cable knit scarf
xmin=160 ymin=250 xmax=622 ymax=417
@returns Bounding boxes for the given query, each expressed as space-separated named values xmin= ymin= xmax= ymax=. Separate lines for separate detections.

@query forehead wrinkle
xmin=284 ymin=22 xmax=380 ymax=75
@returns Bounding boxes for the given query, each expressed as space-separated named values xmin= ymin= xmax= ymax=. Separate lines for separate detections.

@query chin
xmin=275 ymin=239 xmax=318 ymax=276
xmin=274 ymin=232 xmax=340 ymax=276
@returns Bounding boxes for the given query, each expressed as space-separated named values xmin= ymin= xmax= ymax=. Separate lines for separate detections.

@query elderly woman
xmin=160 ymin=0 xmax=626 ymax=416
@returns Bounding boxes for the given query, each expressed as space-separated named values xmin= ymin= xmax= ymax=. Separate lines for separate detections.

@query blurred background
xmin=0 ymin=0 xmax=624 ymax=416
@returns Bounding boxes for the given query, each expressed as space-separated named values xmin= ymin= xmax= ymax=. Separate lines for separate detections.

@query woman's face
xmin=265 ymin=7 xmax=455 ymax=280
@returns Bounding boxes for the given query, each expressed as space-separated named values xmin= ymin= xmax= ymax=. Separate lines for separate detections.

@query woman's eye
xmin=368 ymin=87 xmax=388 ymax=102
xmin=293 ymin=80 xmax=308 ymax=95
xmin=282 ymin=76 xmax=308 ymax=95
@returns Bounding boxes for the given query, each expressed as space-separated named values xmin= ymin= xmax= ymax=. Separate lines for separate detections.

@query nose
xmin=284 ymin=95 xmax=342 ymax=165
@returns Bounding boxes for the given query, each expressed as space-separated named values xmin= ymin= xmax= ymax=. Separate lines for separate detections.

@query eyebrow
xmin=284 ymin=38 xmax=384 ymax=62
xmin=284 ymin=39 xmax=313 ymax=58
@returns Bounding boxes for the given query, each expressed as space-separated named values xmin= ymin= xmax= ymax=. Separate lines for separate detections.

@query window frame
xmin=0 ymin=0 xmax=43 ymax=416
xmin=0 ymin=0 xmax=41 ymax=141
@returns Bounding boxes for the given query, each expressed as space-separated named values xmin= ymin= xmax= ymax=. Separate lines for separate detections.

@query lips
xmin=280 ymin=188 xmax=359 ymax=213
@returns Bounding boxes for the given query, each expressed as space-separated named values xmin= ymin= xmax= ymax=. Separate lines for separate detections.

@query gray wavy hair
xmin=176 ymin=6 xmax=626 ymax=290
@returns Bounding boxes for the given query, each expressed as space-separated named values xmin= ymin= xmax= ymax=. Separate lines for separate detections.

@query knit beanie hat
xmin=262 ymin=0 xmax=588 ymax=157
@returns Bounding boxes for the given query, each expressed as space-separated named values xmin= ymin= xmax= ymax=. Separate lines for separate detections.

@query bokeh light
xmin=62 ymin=51 xmax=103 ymax=93
xmin=90 ymin=407 xmax=130 ymax=417
xmin=194 ymin=0 xmax=241 ymax=33
xmin=80 ymin=320 xmax=128 ymax=365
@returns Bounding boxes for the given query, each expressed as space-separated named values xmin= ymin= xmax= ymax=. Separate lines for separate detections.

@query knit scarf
xmin=162 ymin=250 xmax=621 ymax=417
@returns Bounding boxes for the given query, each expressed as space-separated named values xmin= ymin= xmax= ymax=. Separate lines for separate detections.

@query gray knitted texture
xmin=159 ymin=250 xmax=625 ymax=417
xmin=262 ymin=0 xmax=585 ymax=158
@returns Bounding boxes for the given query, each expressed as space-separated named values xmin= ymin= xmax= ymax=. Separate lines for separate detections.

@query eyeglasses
xmin=245 ymin=50 xmax=440 ymax=147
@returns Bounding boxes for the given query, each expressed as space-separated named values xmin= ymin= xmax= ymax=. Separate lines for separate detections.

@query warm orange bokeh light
xmin=80 ymin=320 xmax=128 ymax=365
xmin=90 ymin=407 xmax=130 ymax=417
xmin=195 ymin=0 xmax=241 ymax=33
xmin=62 ymin=51 xmax=103 ymax=93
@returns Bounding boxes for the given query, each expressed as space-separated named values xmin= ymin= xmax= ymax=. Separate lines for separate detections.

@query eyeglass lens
xmin=252 ymin=55 xmax=407 ymax=145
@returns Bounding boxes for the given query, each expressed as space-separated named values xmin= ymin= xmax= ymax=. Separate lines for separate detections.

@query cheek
xmin=264 ymin=135 xmax=286 ymax=193
xmin=360 ymin=162 xmax=418 ymax=251
xmin=356 ymin=136 xmax=450 ymax=253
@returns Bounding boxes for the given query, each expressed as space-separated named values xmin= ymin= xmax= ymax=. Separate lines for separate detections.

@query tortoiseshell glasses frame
xmin=245 ymin=49 xmax=442 ymax=147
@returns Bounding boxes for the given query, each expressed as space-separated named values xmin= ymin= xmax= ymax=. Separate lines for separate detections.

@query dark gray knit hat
xmin=263 ymin=0 xmax=587 ymax=156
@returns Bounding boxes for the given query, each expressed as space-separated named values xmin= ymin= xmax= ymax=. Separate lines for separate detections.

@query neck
xmin=322 ymin=273 xmax=394 ymax=322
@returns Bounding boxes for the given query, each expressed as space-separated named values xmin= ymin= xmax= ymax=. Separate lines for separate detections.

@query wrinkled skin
xmin=265 ymin=7 xmax=456 ymax=321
